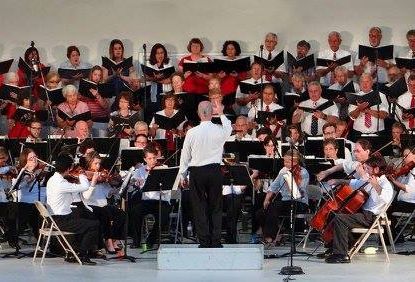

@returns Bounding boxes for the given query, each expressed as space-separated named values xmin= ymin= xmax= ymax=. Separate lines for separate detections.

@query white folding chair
xmin=348 ymin=197 xmax=395 ymax=262
xmin=33 ymin=201 xmax=82 ymax=265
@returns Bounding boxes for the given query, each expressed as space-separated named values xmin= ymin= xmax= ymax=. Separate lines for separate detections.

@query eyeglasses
xmin=31 ymin=127 xmax=42 ymax=130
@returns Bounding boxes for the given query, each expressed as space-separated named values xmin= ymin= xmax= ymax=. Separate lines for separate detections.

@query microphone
xmin=31 ymin=58 xmax=39 ymax=72
xmin=260 ymin=44 xmax=264 ymax=51
xmin=143 ymin=44 xmax=147 ymax=51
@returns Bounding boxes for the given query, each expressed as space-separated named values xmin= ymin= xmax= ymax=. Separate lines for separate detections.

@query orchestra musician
xmin=256 ymin=149 xmax=309 ymax=246
xmin=322 ymin=154 xmax=393 ymax=263
xmin=46 ymin=153 xmax=100 ymax=265
xmin=129 ymin=145 xmax=170 ymax=249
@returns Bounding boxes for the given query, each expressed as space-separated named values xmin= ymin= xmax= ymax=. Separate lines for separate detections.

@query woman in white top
xmin=81 ymin=151 xmax=125 ymax=254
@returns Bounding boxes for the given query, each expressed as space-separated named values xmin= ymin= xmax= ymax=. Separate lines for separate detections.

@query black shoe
xmin=80 ymin=257 xmax=97 ymax=266
xmin=325 ymin=254 xmax=350 ymax=264
xmin=316 ymin=249 xmax=332 ymax=259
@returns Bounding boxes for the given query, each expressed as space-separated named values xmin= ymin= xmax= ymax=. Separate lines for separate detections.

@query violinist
xmin=129 ymin=145 xmax=170 ymax=249
xmin=387 ymin=147 xmax=415 ymax=241
xmin=322 ymin=154 xmax=393 ymax=263
xmin=0 ymin=147 xmax=15 ymax=202
xmin=6 ymin=148 xmax=43 ymax=248
xmin=250 ymin=135 xmax=279 ymax=244
xmin=256 ymin=149 xmax=309 ymax=247
xmin=80 ymin=152 xmax=126 ymax=254
xmin=46 ymin=153 xmax=100 ymax=265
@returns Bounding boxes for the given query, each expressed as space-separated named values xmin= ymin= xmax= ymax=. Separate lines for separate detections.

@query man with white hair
xmin=179 ymin=100 xmax=232 ymax=248
xmin=316 ymin=31 xmax=354 ymax=87
xmin=354 ymin=27 xmax=392 ymax=85
xmin=259 ymin=32 xmax=286 ymax=82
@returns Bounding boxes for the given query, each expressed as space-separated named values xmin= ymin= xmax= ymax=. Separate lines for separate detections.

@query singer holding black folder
xmin=59 ymin=45 xmax=92 ymax=88
xmin=107 ymin=92 xmax=137 ymax=139
xmin=354 ymin=27 xmax=392 ymax=84
xmin=348 ymin=74 xmax=389 ymax=139
xmin=395 ymin=74 xmax=415 ymax=130
xmin=179 ymin=100 xmax=232 ymax=248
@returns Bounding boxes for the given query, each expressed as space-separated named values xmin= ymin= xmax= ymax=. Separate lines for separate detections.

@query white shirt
xmin=317 ymin=49 xmax=354 ymax=86
xmin=149 ymin=109 xmax=186 ymax=139
xmin=258 ymin=48 xmax=286 ymax=77
xmin=328 ymin=81 xmax=360 ymax=92
xmin=0 ymin=166 xmax=12 ymax=202
xmin=348 ymin=90 xmax=389 ymax=133
xmin=247 ymin=100 xmax=283 ymax=121
xmin=269 ymin=166 xmax=309 ymax=205
xmin=350 ymin=175 xmax=393 ymax=215
xmin=235 ymin=76 xmax=268 ymax=99
xmin=396 ymin=168 xmax=415 ymax=203
xmin=179 ymin=115 xmax=232 ymax=177
xmin=83 ymin=182 xmax=111 ymax=207
xmin=46 ymin=172 xmax=90 ymax=216
xmin=395 ymin=91 xmax=415 ymax=129
xmin=298 ymin=97 xmax=339 ymax=135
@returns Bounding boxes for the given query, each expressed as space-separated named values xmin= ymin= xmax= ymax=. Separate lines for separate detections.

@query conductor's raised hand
xmin=212 ymin=99 xmax=224 ymax=115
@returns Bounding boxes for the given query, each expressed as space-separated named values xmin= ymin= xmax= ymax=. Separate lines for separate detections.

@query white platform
xmin=157 ymin=244 xmax=264 ymax=270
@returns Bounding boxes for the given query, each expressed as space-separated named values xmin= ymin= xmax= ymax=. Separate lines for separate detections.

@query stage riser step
xmin=158 ymin=244 xmax=263 ymax=270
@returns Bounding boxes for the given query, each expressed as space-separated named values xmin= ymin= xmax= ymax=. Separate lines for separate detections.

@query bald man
xmin=179 ymin=100 xmax=232 ymax=248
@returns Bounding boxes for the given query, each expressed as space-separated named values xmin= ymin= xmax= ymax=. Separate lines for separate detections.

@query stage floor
xmin=1 ymin=240 xmax=415 ymax=282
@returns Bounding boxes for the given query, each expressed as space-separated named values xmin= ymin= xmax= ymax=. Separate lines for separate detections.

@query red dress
xmin=179 ymin=55 xmax=211 ymax=94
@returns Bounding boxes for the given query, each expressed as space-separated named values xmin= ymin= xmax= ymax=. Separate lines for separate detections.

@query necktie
xmin=267 ymin=52 xmax=272 ymax=60
xmin=410 ymin=95 xmax=415 ymax=128
xmin=165 ymin=129 xmax=175 ymax=151
xmin=330 ymin=52 xmax=337 ymax=85
xmin=412 ymin=51 xmax=415 ymax=59
xmin=364 ymin=112 xmax=372 ymax=128
xmin=310 ymin=102 xmax=318 ymax=136
xmin=265 ymin=105 xmax=270 ymax=112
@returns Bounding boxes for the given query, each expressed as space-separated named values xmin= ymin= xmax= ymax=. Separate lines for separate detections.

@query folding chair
xmin=348 ymin=197 xmax=395 ymax=262
xmin=33 ymin=201 xmax=82 ymax=265
xmin=168 ymin=189 xmax=183 ymax=244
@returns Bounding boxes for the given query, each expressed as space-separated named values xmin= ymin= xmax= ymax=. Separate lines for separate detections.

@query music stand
xmin=224 ymin=141 xmax=264 ymax=162
xmin=140 ymin=166 xmax=179 ymax=253
xmin=93 ymin=137 xmax=121 ymax=169
xmin=2 ymin=168 xmax=31 ymax=259
xmin=305 ymin=137 xmax=346 ymax=159
xmin=120 ymin=149 xmax=144 ymax=171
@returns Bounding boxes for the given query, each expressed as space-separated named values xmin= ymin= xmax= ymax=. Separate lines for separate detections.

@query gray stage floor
xmin=1 ymin=240 xmax=415 ymax=282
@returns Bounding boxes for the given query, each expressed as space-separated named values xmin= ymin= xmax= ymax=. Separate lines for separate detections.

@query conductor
xmin=179 ymin=100 xmax=232 ymax=248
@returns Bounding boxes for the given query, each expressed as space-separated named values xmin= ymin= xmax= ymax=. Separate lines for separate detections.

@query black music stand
xmin=120 ymin=149 xmax=144 ymax=170
xmin=224 ymin=141 xmax=264 ymax=162
xmin=2 ymin=168 xmax=31 ymax=259
xmin=140 ymin=167 xmax=179 ymax=253
xmin=305 ymin=137 xmax=346 ymax=159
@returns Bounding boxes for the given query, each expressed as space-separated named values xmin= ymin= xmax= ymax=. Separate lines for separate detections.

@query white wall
xmin=1 ymin=0 xmax=414 ymax=69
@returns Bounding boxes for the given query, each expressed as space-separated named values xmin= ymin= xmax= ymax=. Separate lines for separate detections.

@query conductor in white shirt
xmin=179 ymin=100 xmax=232 ymax=248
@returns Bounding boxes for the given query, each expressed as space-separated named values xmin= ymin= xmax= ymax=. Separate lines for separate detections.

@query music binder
xmin=39 ymin=85 xmax=65 ymax=106
xmin=316 ymin=55 xmax=351 ymax=67
xmin=323 ymin=81 xmax=356 ymax=100
xmin=58 ymin=68 xmax=91 ymax=80
xmin=358 ymin=45 xmax=394 ymax=62
xmin=253 ymin=51 xmax=284 ymax=71
xmin=153 ymin=111 xmax=186 ymax=130
xmin=382 ymin=77 xmax=407 ymax=99
xmin=13 ymin=106 xmax=48 ymax=124
xmin=102 ymin=56 xmax=133 ymax=71
xmin=141 ymin=65 xmax=175 ymax=79
xmin=345 ymin=91 xmax=381 ymax=107
xmin=0 ymin=84 xmax=31 ymax=103
xmin=298 ymin=100 xmax=334 ymax=113
xmin=213 ymin=56 xmax=251 ymax=73
xmin=182 ymin=61 xmax=216 ymax=73
xmin=395 ymin=57 xmax=415 ymax=70
xmin=0 ymin=59 xmax=14 ymax=75
xmin=255 ymin=108 xmax=287 ymax=125
xmin=78 ymin=79 xmax=115 ymax=99
xmin=395 ymin=103 xmax=415 ymax=116
xmin=287 ymin=52 xmax=315 ymax=70
xmin=57 ymin=109 xmax=91 ymax=122
xmin=110 ymin=112 xmax=141 ymax=129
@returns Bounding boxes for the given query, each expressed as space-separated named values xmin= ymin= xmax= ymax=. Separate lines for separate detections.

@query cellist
xmin=322 ymin=154 xmax=393 ymax=263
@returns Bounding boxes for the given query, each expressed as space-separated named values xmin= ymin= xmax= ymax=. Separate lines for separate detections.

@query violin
xmin=0 ymin=166 xmax=18 ymax=181
xmin=387 ymin=161 xmax=415 ymax=179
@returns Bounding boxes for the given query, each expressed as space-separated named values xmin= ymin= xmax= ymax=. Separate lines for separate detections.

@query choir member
xmin=107 ymin=91 xmax=137 ymax=139
xmin=396 ymin=74 xmax=415 ymax=130
xmin=287 ymin=40 xmax=316 ymax=82
xmin=59 ymin=45 xmax=92 ymax=88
